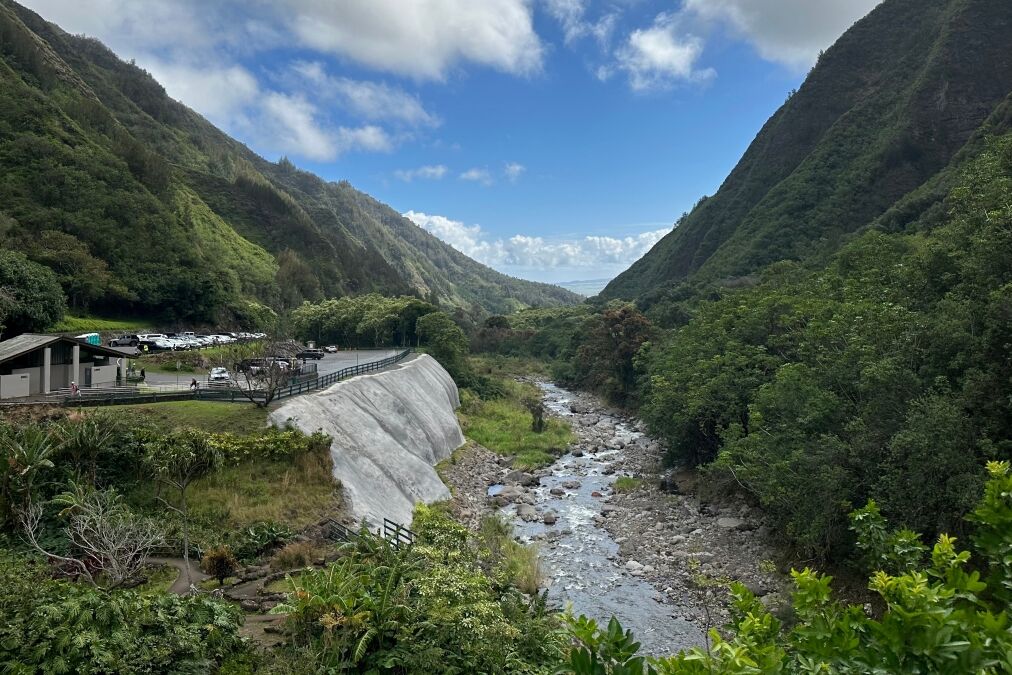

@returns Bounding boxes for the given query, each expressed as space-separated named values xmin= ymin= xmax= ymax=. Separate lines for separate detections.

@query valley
xmin=0 ymin=0 xmax=1010 ymax=672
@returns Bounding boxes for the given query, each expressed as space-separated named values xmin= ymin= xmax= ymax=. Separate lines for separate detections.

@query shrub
xmin=0 ymin=554 xmax=247 ymax=672
xmin=560 ymin=461 xmax=1012 ymax=674
xmin=270 ymin=540 xmax=316 ymax=571
xmin=200 ymin=545 xmax=240 ymax=586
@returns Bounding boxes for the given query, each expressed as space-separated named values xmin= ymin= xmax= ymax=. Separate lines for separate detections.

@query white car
xmin=208 ymin=367 xmax=231 ymax=382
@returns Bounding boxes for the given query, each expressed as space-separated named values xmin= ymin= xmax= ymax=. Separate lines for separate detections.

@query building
xmin=0 ymin=334 xmax=132 ymax=399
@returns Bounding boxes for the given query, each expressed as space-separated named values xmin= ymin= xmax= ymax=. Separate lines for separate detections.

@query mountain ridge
xmin=601 ymin=0 xmax=1012 ymax=306
xmin=0 ymin=0 xmax=579 ymax=327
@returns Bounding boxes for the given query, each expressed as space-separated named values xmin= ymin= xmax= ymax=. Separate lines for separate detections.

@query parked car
xmin=208 ymin=367 xmax=231 ymax=382
xmin=324 ymin=345 xmax=338 ymax=353
xmin=296 ymin=349 xmax=325 ymax=360
xmin=109 ymin=335 xmax=139 ymax=347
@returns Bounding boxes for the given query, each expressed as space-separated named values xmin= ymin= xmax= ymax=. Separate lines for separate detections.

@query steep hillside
xmin=0 ymin=0 xmax=578 ymax=328
xmin=602 ymin=0 xmax=1012 ymax=305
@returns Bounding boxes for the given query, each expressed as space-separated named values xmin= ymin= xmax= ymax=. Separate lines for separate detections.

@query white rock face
xmin=270 ymin=354 xmax=464 ymax=527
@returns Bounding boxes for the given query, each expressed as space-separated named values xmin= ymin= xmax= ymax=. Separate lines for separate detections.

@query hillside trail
xmin=144 ymin=556 xmax=208 ymax=594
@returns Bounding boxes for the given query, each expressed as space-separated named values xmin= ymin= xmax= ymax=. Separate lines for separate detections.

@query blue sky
xmin=25 ymin=0 xmax=880 ymax=283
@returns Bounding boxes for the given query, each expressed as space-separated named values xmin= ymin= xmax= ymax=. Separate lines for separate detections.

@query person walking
xmin=190 ymin=377 xmax=198 ymax=392
xmin=69 ymin=381 xmax=79 ymax=397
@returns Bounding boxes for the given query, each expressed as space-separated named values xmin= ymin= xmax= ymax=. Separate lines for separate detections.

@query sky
xmin=23 ymin=0 xmax=880 ymax=284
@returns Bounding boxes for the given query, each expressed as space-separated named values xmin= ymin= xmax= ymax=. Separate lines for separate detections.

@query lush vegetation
xmin=560 ymin=462 xmax=1012 ymax=674
xmin=601 ymin=0 xmax=1012 ymax=302
xmin=485 ymin=132 xmax=1012 ymax=564
xmin=291 ymin=294 xmax=436 ymax=348
xmin=457 ymin=378 xmax=574 ymax=469
xmin=271 ymin=504 xmax=561 ymax=673
xmin=0 ymin=1 xmax=577 ymax=331
xmin=0 ymin=249 xmax=65 ymax=334
xmin=0 ymin=554 xmax=246 ymax=673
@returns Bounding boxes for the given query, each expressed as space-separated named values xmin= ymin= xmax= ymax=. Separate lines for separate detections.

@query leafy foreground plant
xmin=559 ymin=461 xmax=1012 ymax=674
xmin=272 ymin=505 xmax=562 ymax=673
xmin=0 ymin=554 xmax=246 ymax=673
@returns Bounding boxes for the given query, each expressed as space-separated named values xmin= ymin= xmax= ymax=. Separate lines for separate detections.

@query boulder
xmin=562 ymin=480 xmax=581 ymax=490
xmin=543 ymin=512 xmax=558 ymax=525
xmin=549 ymin=487 xmax=566 ymax=496
xmin=717 ymin=517 xmax=745 ymax=530
xmin=517 ymin=504 xmax=539 ymax=522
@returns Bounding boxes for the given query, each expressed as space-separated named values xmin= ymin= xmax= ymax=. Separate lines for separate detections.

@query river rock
xmin=717 ymin=517 xmax=746 ymax=530
xmin=520 ymin=473 xmax=541 ymax=487
xmin=549 ymin=487 xmax=566 ymax=496
xmin=503 ymin=469 xmax=526 ymax=484
xmin=562 ymin=480 xmax=581 ymax=489
xmin=543 ymin=512 xmax=558 ymax=525
xmin=517 ymin=504 xmax=539 ymax=522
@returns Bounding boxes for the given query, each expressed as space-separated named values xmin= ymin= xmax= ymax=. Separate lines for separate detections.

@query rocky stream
xmin=442 ymin=381 xmax=789 ymax=657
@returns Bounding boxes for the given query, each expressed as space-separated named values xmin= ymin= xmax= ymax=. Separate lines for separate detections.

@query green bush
xmin=273 ymin=505 xmax=562 ymax=673
xmin=560 ymin=462 xmax=1012 ymax=674
xmin=0 ymin=554 xmax=247 ymax=673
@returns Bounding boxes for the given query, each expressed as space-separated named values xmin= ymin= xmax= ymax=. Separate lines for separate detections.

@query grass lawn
xmin=188 ymin=449 xmax=340 ymax=531
xmin=457 ymin=379 xmax=573 ymax=469
xmin=115 ymin=401 xmax=269 ymax=434
xmin=469 ymin=354 xmax=553 ymax=378
xmin=613 ymin=476 xmax=643 ymax=493
xmin=48 ymin=315 xmax=151 ymax=333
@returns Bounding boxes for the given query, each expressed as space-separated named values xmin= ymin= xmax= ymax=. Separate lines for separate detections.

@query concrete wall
xmin=87 ymin=365 xmax=117 ymax=386
xmin=0 ymin=373 xmax=30 ymax=400
xmin=11 ymin=367 xmax=40 ymax=395
xmin=271 ymin=354 xmax=464 ymax=527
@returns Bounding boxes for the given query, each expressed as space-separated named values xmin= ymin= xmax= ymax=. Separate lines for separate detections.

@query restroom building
xmin=0 ymin=334 xmax=131 ymax=399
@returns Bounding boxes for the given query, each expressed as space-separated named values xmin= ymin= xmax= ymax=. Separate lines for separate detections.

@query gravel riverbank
xmin=440 ymin=380 xmax=790 ymax=655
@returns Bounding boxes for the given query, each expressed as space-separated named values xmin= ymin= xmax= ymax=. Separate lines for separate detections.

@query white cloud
xmin=142 ymin=60 xmax=259 ymax=124
xmin=404 ymin=211 xmax=671 ymax=279
xmin=504 ymin=162 xmax=526 ymax=182
xmin=291 ymin=62 xmax=438 ymax=127
xmin=394 ymin=165 xmax=449 ymax=182
xmin=610 ymin=13 xmax=714 ymax=91
xmin=460 ymin=168 xmax=494 ymax=186
xmin=683 ymin=0 xmax=882 ymax=70
xmin=544 ymin=0 xmax=617 ymax=47
xmin=280 ymin=0 xmax=543 ymax=80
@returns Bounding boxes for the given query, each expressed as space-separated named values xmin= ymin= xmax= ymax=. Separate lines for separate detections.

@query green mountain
xmin=601 ymin=0 xmax=1012 ymax=306
xmin=0 ymin=0 xmax=578 ymax=328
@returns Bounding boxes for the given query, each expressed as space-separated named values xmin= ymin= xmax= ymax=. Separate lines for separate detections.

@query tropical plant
xmin=146 ymin=429 xmax=223 ymax=587
xmin=19 ymin=483 xmax=164 ymax=589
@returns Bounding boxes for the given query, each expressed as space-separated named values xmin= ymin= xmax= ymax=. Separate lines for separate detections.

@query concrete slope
xmin=270 ymin=354 xmax=463 ymax=527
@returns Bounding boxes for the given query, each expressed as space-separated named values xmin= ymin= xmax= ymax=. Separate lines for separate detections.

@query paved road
xmin=142 ymin=349 xmax=402 ymax=386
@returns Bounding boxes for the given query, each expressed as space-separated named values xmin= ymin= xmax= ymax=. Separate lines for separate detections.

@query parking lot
xmin=142 ymin=349 xmax=403 ymax=386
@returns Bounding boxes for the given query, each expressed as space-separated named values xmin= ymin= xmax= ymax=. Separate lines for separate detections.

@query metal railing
xmin=0 ymin=349 xmax=413 ymax=408
xmin=383 ymin=518 xmax=415 ymax=549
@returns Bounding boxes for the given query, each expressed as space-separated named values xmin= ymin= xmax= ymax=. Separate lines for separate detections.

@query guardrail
xmin=0 ymin=349 xmax=413 ymax=408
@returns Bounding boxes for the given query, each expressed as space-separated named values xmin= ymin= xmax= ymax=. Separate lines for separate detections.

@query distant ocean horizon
xmin=555 ymin=278 xmax=610 ymax=297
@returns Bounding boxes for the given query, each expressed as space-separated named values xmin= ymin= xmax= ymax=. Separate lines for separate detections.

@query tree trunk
xmin=181 ymin=488 xmax=192 ymax=588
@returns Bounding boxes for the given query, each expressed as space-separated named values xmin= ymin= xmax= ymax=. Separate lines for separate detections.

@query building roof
xmin=0 ymin=334 xmax=131 ymax=365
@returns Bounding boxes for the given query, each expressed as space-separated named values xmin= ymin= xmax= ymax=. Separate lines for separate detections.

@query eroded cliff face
xmin=270 ymin=354 xmax=464 ymax=526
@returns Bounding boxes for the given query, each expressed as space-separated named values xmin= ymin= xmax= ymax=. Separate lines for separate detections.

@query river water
xmin=493 ymin=382 xmax=705 ymax=656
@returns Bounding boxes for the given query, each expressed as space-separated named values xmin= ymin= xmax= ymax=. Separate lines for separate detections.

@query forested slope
xmin=602 ymin=0 xmax=1012 ymax=307
xmin=0 ymin=0 xmax=577 ymax=329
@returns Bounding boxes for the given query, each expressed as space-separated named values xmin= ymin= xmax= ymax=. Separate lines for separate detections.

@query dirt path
xmin=145 ymin=556 xmax=209 ymax=594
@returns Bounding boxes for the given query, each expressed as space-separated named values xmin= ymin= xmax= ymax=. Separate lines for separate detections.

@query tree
xmin=146 ymin=431 xmax=222 ymax=588
xmin=416 ymin=311 xmax=469 ymax=378
xmin=57 ymin=415 xmax=115 ymax=485
xmin=0 ymin=250 xmax=65 ymax=334
xmin=19 ymin=483 xmax=164 ymax=589
xmin=213 ymin=339 xmax=297 ymax=407
xmin=0 ymin=426 xmax=56 ymax=525
xmin=200 ymin=545 xmax=239 ymax=587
